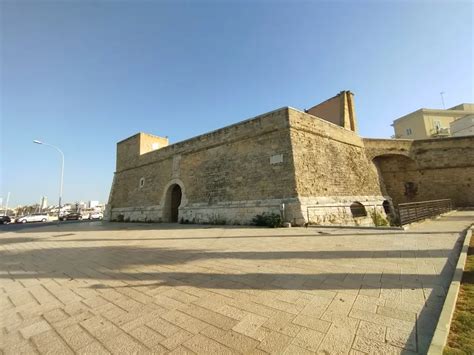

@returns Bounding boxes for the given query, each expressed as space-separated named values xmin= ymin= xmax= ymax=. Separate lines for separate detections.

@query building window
xmin=406 ymin=128 xmax=412 ymax=136
xmin=139 ymin=177 xmax=145 ymax=188
xmin=404 ymin=182 xmax=418 ymax=198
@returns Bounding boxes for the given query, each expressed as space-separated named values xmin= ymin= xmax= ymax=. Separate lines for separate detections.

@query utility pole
xmin=440 ymin=92 xmax=446 ymax=109
xmin=33 ymin=140 xmax=64 ymax=226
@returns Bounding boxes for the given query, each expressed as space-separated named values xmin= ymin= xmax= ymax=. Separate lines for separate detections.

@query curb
xmin=427 ymin=226 xmax=473 ymax=354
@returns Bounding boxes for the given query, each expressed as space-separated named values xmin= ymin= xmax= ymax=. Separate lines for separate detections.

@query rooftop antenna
xmin=440 ymin=91 xmax=446 ymax=109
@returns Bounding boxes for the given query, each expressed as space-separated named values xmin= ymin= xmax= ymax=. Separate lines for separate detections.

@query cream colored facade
xmin=392 ymin=103 xmax=474 ymax=139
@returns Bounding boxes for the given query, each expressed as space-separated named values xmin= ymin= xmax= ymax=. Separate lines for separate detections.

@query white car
xmin=16 ymin=213 xmax=49 ymax=223
xmin=89 ymin=212 xmax=103 ymax=220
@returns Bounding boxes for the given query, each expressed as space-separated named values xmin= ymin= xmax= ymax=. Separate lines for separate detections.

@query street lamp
xmin=33 ymin=140 xmax=64 ymax=224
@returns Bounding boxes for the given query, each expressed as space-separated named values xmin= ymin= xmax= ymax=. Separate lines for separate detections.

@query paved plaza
xmin=1 ymin=211 xmax=473 ymax=354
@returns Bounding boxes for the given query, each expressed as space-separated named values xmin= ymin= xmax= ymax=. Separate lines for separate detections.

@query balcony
xmin=430 ymin=127 xmax=451 ymax=138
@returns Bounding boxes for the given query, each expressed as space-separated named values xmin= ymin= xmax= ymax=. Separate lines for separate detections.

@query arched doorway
xmin=170 ymin=184 xmax=182 ymax=222
xmin=161 ymin=180 xmax=186 ymax=223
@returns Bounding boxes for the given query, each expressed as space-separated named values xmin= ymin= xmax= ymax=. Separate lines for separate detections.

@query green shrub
xmin=115 ymin=214 xmax=124 ymax=222
xmin=370 ymin=209 xmax=389 ymax=227
xmin=252 ymin=213 xmax=282 ymax=228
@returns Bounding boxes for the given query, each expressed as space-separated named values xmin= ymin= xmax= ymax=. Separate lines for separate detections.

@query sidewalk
xmin=0 ymin=211 xmax=472 ymax=354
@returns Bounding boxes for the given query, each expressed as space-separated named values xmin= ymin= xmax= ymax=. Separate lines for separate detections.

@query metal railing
xmin=397 ymin=199 xmax=453 ymax=225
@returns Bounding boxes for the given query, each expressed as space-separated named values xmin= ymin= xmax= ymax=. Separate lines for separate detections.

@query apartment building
xmin=392 ymin=103 xmax=474 ymax=139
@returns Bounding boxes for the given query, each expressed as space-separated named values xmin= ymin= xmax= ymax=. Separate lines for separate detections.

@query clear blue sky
xmin=1 ymin=0 xmax=472 ymax=207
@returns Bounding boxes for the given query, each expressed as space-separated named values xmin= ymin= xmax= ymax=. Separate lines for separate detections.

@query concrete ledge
xmin=427 ymin=226 xmax=473 ymax=354
xmin=307 ymin=224 xmax=403 ymax=231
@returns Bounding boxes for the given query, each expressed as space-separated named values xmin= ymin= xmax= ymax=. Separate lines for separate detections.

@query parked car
xmin=16 ymin=213 xmax=49 ymax=223
xmin=0 ymin=215 xmax=12 ymax=224
xmin=59 ymin=213 xmax=83 ymax=221
xmin=89 ymin=212 xmax=103 ymax=220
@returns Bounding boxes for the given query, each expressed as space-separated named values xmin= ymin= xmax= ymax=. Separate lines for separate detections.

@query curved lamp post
xmin=33 ymin=140 xmax=64 ymax=225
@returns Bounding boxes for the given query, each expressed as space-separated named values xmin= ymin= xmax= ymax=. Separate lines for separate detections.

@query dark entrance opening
xmin=350 ymin=202 xmax=367 ymax=218
xmin=170 ymin=184 xmax=182 ymax=222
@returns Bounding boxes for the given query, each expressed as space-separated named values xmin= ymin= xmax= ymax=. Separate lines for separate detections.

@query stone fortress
xmin=106 ymin=92 xmax=474 ymax=226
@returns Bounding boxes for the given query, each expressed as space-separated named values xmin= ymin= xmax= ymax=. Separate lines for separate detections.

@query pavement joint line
xmin=427 ymin=225 xmax=473 ymax=355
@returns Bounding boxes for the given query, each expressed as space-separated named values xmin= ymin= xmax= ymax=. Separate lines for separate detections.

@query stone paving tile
xmin=76 ymin=341 xmax=111 ymax=355
xmin=214 ymin=304 xmax=249 ymax=320
xmin=0 ymin=331 xmax=25 ymax=350
xmin=101 ymin=332 xmax=149 ymax=354
xmin=161 ymin=310 xmax=209 ymax=335
xmin=292 ymin=327 xmax=325 ymax=352
xmin=349 ymin=308 xmax=415 ymax=331
xmin=377 ymin=305 xmax=417 ymax=322
xmin=128 ymin=325 xmax=165 ymax=348
xmin=160 ymin=329 xmax=194 ymax=350
xmin=42 ymin=308 xmax=69 ymax=324
xmin=55 ymin=324 xmax=95 ymax=351
xmin=292 ymin=314 xmax=331 ymax=333
xmin=261 ymin=310 xmax=296 ymax=333
xmin=19 ymin=320 xmax=52 ymax=339
xmin=182 ymin=334 xmax=236 ymax=354
xmin=51 ymin=310 xmax=95 ymax=330
xmin=386 ymin=327 xmax=417 ymax=351
xmin=30 ymin=329 xmax=74 ymax=354
xmin=2 ymin=340 xmax=38 ymax=355
xmin=201 ymin=325 xmax=260 ymax=353
xmin=179 ymin=304 xmax=238 ymax=330
xmin=146 ymin=317 xmax=182 ymax=338
xmin=231 ymin=313 xmax=268 ymax=339
xmin=356 ymin=320 xmax=386 ymax=342
xmin=168 ymin=346 xmax=196 ymax=355
xmin=0 ymin=211 xmax=472 ymax=354
xmin=353 ymin=335 xmax=399 ymax=354
xmin=318 ymin=322 xmax=358 ymax=354
xmin=79 ymin=316 xmax=123 ymax=342
xmin=257 ymin=330 xmax=293 ymax=353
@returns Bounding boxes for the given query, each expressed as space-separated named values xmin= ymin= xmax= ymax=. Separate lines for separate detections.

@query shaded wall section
xmin=365 ymin=137 xmax=474 ymax=207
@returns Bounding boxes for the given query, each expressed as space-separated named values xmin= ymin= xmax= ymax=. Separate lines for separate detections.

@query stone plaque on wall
xmin=270 ymin=154 xmax=283 ymax=165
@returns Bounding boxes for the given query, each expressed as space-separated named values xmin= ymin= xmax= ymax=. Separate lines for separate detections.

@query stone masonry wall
xmin=108 ymin=106 xmax=473 ymax=226
xmin=109 ymin=108 xmax=301 ymax=224
xmin=287 ymin=109 xmax=387 ymax=226
xmin=365 ymin=136 xmax=474 ymax=207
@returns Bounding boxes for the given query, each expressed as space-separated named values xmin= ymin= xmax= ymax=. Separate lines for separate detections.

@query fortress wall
xmin=116 ymin=108 xmax=291 ymax=171
xmin=109 ymin=108 xmax=302 ymax=223
xmin=365 ymin=136 xmax=474 ymax=207
xmin=287 ymin=109 xmax=387 ymax=226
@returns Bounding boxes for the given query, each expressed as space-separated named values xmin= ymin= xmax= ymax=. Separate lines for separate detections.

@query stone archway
xmin=161 ymin=180 xmax=186 ymax=223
